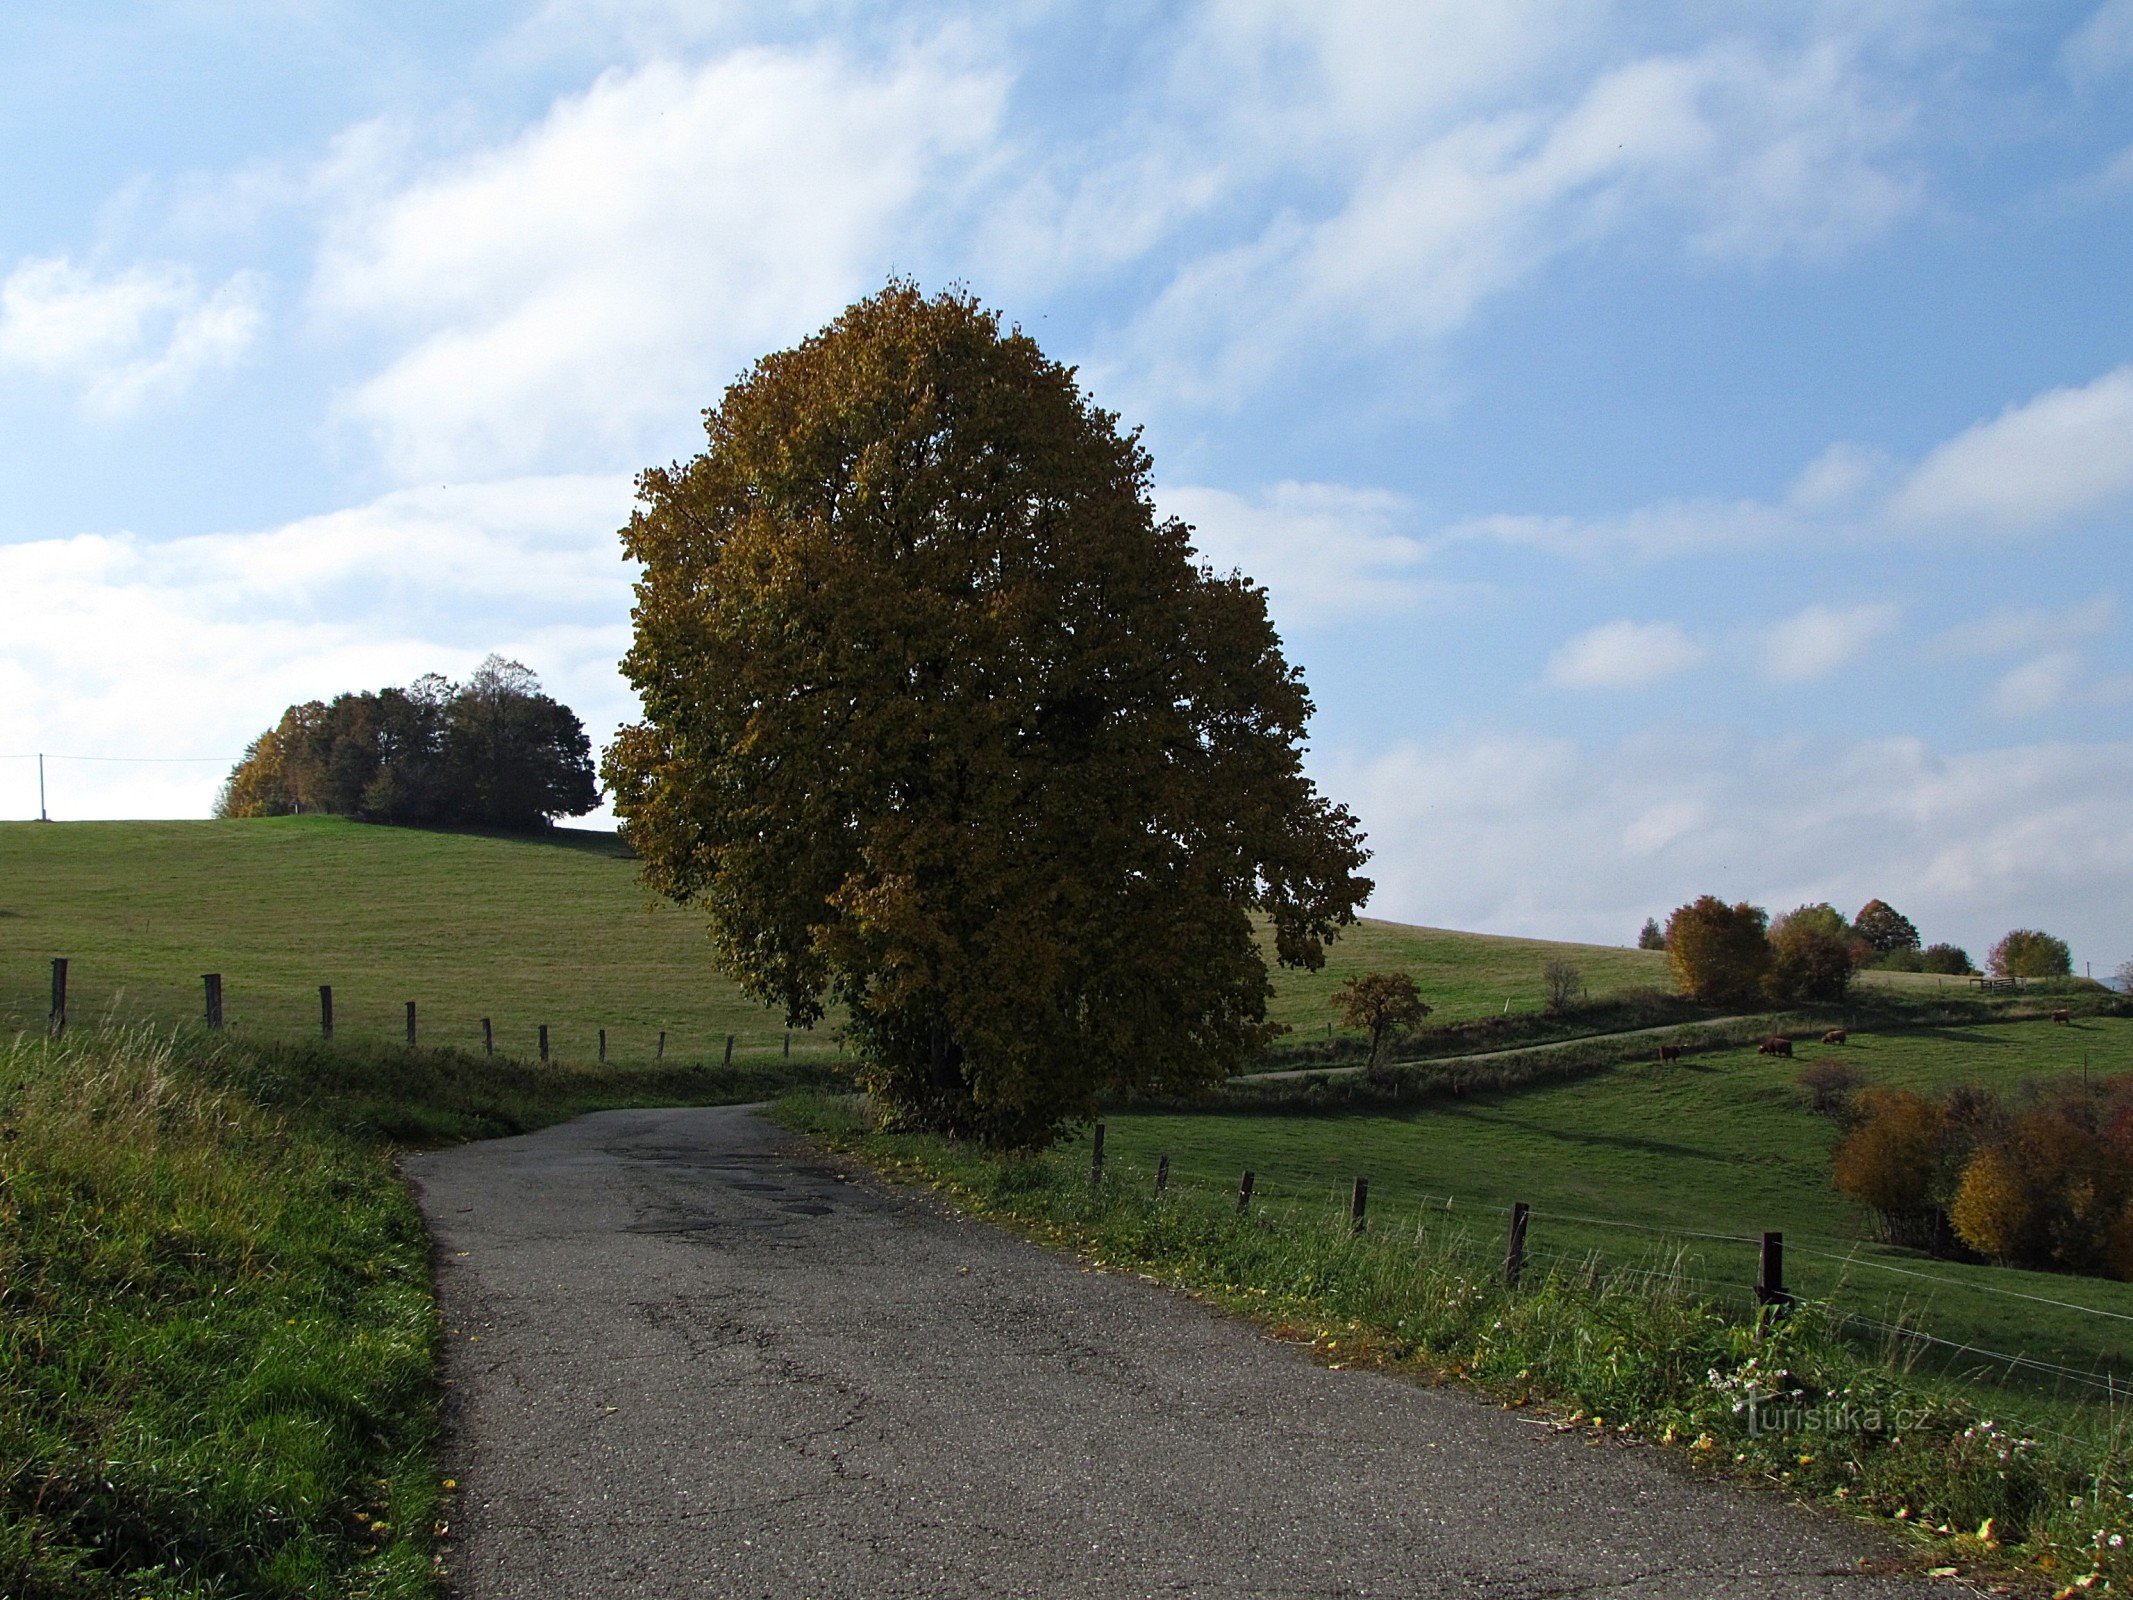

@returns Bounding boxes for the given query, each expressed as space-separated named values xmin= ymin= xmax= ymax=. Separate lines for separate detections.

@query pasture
xmin=1097 ymin=1016 xmax=2133 ymax=1415
xmin=0 ymin=816 xmax=1685 ymax=1060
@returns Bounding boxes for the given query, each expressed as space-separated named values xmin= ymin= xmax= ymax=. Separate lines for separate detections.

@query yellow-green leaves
xmin=605 ymin=284 xmax=1372 ymax=1147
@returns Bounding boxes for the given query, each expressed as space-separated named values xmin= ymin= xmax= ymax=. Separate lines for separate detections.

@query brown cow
xmin=1758 ymin=1036 xmax=1794 ymax=1058
xmin=1821 ymin=1028 xmax=1847 ymax=1045
xmin=1657 ymin=1044 xmax=1685 ymax=1063
xmin=2052 ymin=1009 xmax=2073 ymax=1025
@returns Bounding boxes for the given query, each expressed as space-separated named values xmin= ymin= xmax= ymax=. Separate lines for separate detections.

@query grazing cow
xmin=1657 ymin=1044 xmax=1685 ymax=1063
xmin=1758 ymin=1036 xmax=1794 ymax=1058
xmin=2052 ymin=1009 xmax=2073 ymax=1025
xmin=1821 ymin=1028 xmax=1847 ymax=1045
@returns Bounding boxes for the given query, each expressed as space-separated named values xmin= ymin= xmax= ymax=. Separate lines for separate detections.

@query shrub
xmin=1949 ymin=1145 xmax=2037 ymax=1263
xmin=1664 ymin=896 xmax=1770 ymax=1005
xmin=1830 ymin=1088 xmax=1943 ymax=1243
xmin=1541 ymin=959 xmax=1583 ymax=1013
xmin=1797 ymin=1057 xmax=1860 ymax=1114
xmin=1989 ymin=929 xmax=2073 ymax=980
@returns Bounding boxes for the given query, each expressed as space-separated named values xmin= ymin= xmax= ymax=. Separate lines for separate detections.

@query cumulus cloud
xmin=1129 ymin=31 xmax=1917 ymax=400
xmin=1889 ymin=365 xmax=2133 ymax=532
xmin=0 ymin=256 xmax=264 ymax=416
xmin=1546 ymin=620 xmax=1704 ymax=690
xmin=0 ymin=476 xmax=640 ymax=821
xmin=1160 ymin=481 xmax=1473 ymax=629
xmin=1759 ymin=601 xmax=1900 ymax=683
xmin=1319 ymin=730 xmax=2133 ymax=965
xmin=313 ymin=42 xmax=1004 ymax=479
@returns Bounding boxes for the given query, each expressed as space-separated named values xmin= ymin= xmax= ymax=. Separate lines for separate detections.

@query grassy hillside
xmin=0 ymin=817 xmax=1685 ymax=1059
xmin=1098 ymin=1016 xmax=2133 ymax=1412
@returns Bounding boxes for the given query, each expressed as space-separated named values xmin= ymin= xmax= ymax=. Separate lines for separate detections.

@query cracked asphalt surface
xmin=404 ymin=1104 xmax=1952 ymax=1599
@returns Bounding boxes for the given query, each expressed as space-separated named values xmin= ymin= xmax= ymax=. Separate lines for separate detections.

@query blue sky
xmin=3 ymin=1 xmax=2131 ymax=967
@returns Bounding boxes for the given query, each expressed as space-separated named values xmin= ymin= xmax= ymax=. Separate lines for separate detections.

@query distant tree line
xmin=1643 ymin=894 xmax=2083 ymax=1004
xmin=217 ymin=657 xmax=600 ymax=831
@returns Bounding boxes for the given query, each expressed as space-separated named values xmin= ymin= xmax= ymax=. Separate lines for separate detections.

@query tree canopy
xmin=1664 ymin=896 xmax=1772 ymax=1005
xmin=1332 ymin=972 xmax=1431 ymax=1070
xmin=1851 ymin=899 xmax=1920 ymax=958
xmin=217 ymin=657 xmax=599 ymax=830
xmin=1989 ymin=928 xmax=2073 ymax=979
xmin=603 ymin=284 xmax=1372 ymax=1147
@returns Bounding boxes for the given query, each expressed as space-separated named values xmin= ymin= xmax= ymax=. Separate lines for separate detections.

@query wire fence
xmin=1081 ymin=1135 xmax=2133 ymax=1431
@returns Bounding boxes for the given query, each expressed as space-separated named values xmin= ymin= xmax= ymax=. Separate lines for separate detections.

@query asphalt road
xmin=404 ymin=1105 xmax=1952 ymax=1599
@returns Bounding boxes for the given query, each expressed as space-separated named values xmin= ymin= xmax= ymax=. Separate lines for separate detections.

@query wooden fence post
xmin=724 ymin=1033 xmax=735 ymax=1067
xmin=1504 ymin=1201 xmax=1530 ymax=1288
xmin=405 ymin=1000 xmax=417 ymax=1047
xmin=482 ymin=1017 xmax=493 ymax=1056
xmin=203 ymin=973 xmax=223 ymax=1030
xmin=539 ymin=1024 xmax=549 ymax=1063
xmin=658 ymin=1030 xmax=666 ymax=1061
xmin=319 ymin=984 xmax=333 ymax=1039
xmin=1757 ymin=1231 xmax=1791 ymax=1313
xmin=48 ymin=957 xmax=67 ymax=1038
xmin=1155 ymin=1154 xmax=1170 ymax=1197
xmin=599 ymin=1028 xmax=607 ymax=1064
xmin=1351 ymin=1177 xmax=1369 ymax=1235
xmin=1089 ymin=1122 xmax=1106 ymax=1186
xmin=783 ymin=1030 xmax=791 ymax=1058
xmin=1237 ymin=1170 xmax=1256 ymax=1213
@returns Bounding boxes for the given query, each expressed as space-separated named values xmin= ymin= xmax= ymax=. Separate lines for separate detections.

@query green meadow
xmin=1097 ymin=1016 xmax=2133 ymax=1415
xmin=0 ymin=816 xmax=1685 ymax=1061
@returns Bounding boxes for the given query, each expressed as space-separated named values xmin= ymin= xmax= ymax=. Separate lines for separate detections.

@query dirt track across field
xmin=405 ymin=1105 xmax=1953 ymax=1599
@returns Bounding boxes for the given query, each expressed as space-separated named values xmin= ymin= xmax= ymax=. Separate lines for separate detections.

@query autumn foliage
xmin=1332 ymin=972 xmax=1432 ymax=1073
xmin=1664 ymin=897 xmax=1772 ymax=1004
xmin=604 ymin=285 xmax=1372 ymax=1147
xmin=1831 ymin=1076 xmax=2133 ymax=1278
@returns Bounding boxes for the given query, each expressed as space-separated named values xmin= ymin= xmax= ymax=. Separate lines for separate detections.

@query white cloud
xmin=1938 ymin=594 xmax=2118 ymax=657
xmin=1786 ymin=441 xmax=1888 ymax=512
xmin=1449 ymin=498 xmax=1797 ymax=560
xmin=1546 ymin=619 xmax=1704 ymax=690
xmin=1759 ymin=601 xmax=1900 ymax=683
xmin=1161 ymin=481 xmax=1470 ymax=628
xmin=1987 ymin=651 xmax=2088 ymax=718
xmin=0 ymin=476 xmax=640 ymax=821
xmin=313 ymin=42 xmax=1005 ymax=479
xmin=0 ymin=256 xmax=264 ymax=416
xmin=1320 ymin=730 xmax=2133 ymax=967
xmin=1890 ymin=365 xmax=2133 ymax=532
xmin=2065 ymin=0 xmax=2133 ymax=81
xmin=1128 ymin=32 xmax=1917 ymax=400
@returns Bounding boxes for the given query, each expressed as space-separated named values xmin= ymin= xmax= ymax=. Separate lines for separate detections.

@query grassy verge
xmin=0 ymin=1024 xmax=837 ymax=1599
xmin=774 ymin=1090 xmax=2133 ymax=1595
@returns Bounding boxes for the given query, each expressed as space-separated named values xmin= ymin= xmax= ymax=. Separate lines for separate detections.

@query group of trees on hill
xmin=1645 ymin=894 xmax=2084 ymax=1005
xmin=1832 ymin=1078 xmax=2133 ymax=1280
xmin=217 ymin=657 xmax=599 ymax=831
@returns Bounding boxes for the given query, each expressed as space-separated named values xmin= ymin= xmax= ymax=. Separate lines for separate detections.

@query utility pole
xmin=38 ymin=753 xmax=48 ymax=822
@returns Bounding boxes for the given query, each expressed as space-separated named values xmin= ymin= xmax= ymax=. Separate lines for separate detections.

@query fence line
xmin=1787 ymin=1242 xmax=2133 ymax=1325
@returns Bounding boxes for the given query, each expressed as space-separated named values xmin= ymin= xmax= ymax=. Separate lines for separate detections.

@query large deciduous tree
xmin=1332 ymin=972 xmax=1432 ymax=1071
xmin=603 ymin=285 xmax=1372 ymax=1147
xmin=1988 ymin=928 xmax=2073 ymax=980
xmin=1851 ymin=899 xmax=1919 ymax=960
xmin=1663 ymin=895 xmax=1771 ymax=1005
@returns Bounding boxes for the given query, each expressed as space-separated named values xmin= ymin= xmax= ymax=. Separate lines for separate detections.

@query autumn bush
xmin=1833 ymin=1074 xmax=2133 ymax=1277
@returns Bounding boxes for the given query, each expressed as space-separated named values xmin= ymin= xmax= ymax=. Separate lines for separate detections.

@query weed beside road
xmin=0 ymin=1025 xmax=838 ymax=1600
xmin=776 ymin=1090 xmax=2133 ymax=1595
